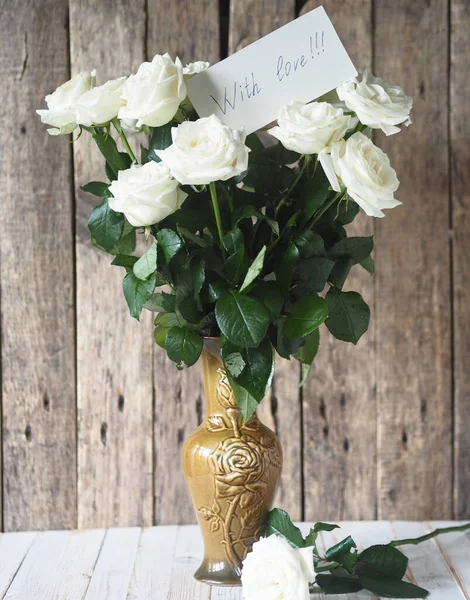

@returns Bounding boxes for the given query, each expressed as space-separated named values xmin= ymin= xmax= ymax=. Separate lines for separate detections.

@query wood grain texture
xmin=3 ymin=531 xmax=70 ymax=599
xmin=229 ymin=0 xmax=302 ymax=521
xmin=69 ymin=0 xmax=154 ymax=528
xmin=147 ymin=0 xmax=219 ymax=525
xmin=0 ymin=0 xmax=77 ymax=531
xmin=300 ymin=0 xmax=376 ymax=521
xmin=0 ymin=532 xmax=37 ymax=597
xmin=451 ymin=0 xmax=470 ymax=519
xmin=374 ymin=0 xmax=452 ymax=519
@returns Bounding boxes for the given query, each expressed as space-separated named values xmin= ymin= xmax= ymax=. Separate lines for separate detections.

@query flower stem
xmin=307 ymin=191 xmax=344 ymax=229
xmin=209 ymin=181 xmax=226 ymax=259
xmin=112 ymin=119 xmax=137 ymax=163
xmin=275 ymin=154 xmax=312 ymax=219
xmin=390 ymin=522 xmax=470 ymax=547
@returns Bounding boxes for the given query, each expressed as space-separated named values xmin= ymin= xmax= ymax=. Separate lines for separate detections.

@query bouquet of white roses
xmin=37 ymin=55 xmax=412 ymax=424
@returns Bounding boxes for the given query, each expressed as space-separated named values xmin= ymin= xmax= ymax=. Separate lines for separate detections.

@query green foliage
xmin=79 ymin=125 xmax=375 ymax=413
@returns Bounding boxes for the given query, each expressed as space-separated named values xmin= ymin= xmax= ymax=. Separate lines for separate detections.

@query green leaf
xmin=222 ymin=338 xmax=274 ymax=408
xmin=192 ymin=259 xmax=205 ymax=296
xmin=296 ymin=257 xmax=335 ymax=293
xmin=358 ymin=545 xmax=408 ymax=579
xmin=223 ymin=247 xmax=248 ymax=283
xmin=175 ymin=270 xmax=201 ymax=324
xmin=266 ymin=509 xmax=305 ymax=548
xmin=144 ymin=292 xmax=176 ymax=313
xmin=112 ymin=222 xmax=136 ymax=255
xmin=252 ymin=281 xmax=284 ymax=320
xmin=284 ymin=295 xmax=328 ymax=340
xmin=305 ymin=521 xmax=340 ymax=547
xmin=123 ymin=271 xmax=157 ymax=320
xmin=359 ymin=576 xmax=429 ymax=598
xmin=325 ymin=288 xmax=370 ymax=344
xmin=229 ymin=378 xmax=259 ymax=421
xmin=328 ymin=259 xmax=353 ymax=289
xmin=88 ymin=199 xmax=124 ymax=253
xmin=177 ymin=226 xmax=208 ymax=248
xmin=258 ymin=143 xmax=300 ymax=165
xmin=223 ymin=227 xmax=244 ymax=254
xmin=154 ymin=312 xmax=182 ymax=348
xmin=133 ymin=243 xmax=157 ymax=280
xmin=149 ymin=122 xmax=173 ymax=162
xmin=92 ymin=131 xmax=130 ymax=176
xmin=224 ymin=352 xmax=246 ymax=378
xmin=156 ymin=229 xmax=183 ymax=263
xmin=233 ymin=205 xmax=279 ymax=236
xmin=315 ymin=574 xmax=363 ymax=594
xmin=141 ymin=145 xmax=149 ymax=164
xmin=240 ymin=246 xmax=266 ymax=291
xmin=361 ymin=255 xmax=375 ymax=275
xmin=111 ymin=254 xmax=138 ymax=269
xmin=275 ymin=242 xmax=299 ymax=293
xmin=164 ymin=326 xmax=203 ymax=367
xmin=80 ymin=181 xmax=110 ymax=197
xmin=293 ymin=230 xmax=325 ymax=258
xmin=328 ymin=236 xmax=374 ymax=265
xmin=215 ymin=291 xmax=270 ymax=348
xmin=301 ymin=163 xmax=331 ymax=223
xmin=325 ymin=536 xmax=357 ymax=561
xmin=294 ymin=329 xmax=320 ymax=385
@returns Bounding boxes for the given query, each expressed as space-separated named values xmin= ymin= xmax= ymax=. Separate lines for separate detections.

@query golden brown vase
xmin=182 ymin=339 xmax=283 ymax=586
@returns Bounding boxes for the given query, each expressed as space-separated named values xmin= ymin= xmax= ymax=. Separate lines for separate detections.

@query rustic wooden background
xmin=0 ymin=0 xmax=467 ymax=532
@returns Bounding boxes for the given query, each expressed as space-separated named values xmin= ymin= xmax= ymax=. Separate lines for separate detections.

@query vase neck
xmin=200 ymin=342 xmax=256 ymax=421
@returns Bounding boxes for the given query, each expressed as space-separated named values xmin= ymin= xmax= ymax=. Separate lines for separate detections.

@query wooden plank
xmin=167 ymin=525 xmax=211 ymax=600
xmin=431 ymin=521 xmax=470 ymax=597
xmin=451 ymin=0 xmax=470 ymax=519
xmin=69 ymin=0 xmax=154 ymax=529
xmin=127 ymin=526 xmax=178 ymax=599
xmin=147 ymin=0 xmax=219 ymax=526
xmin=84 ymin=528 xmax=141 ymax=600
xmin=375 ymin=0 xmax=452 ymax=519
xmin=229 ymin=0 xmax=301 ymax=521
xmin=211 ymin=585 xmax=243 ymax=600
xmin=41 ymin=529 xmax=106 ymax=600
xmin=0 ymin=0 xmax=77 ymax=531
xmin=392 ymin=522 xmax=467 ymax=599
xmin=4 ymin=531 xmax=70 ymax=599
xmin=0 ymin=532 xmax=37 ymax=597
xmin=300 ymin=0 xmax=376 ymax=521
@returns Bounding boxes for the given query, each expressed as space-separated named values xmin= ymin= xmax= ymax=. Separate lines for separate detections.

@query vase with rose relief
xmin=182 ymin=339 xmax=282 ymax=586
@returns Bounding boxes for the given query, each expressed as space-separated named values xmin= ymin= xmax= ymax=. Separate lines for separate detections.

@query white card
xmin=186 ymin=6 xmax=357 ymax=135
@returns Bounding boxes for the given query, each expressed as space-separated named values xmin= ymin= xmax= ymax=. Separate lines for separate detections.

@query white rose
xmin=36 ymin=71 xmax=95 ymax=135
xmin=155 ymin=115 xmax=249 ymax=185
xmin=241 ymin=536 xmax=315 ymax=600
xmin=74 ymin=77 xmax=126 ymax=126
xmin=108 ymin=161 xmax=187 ymax=227
xmin=119 ymin=118 xmax=143 ymax=134
xmin=319 ymin=132 xmax=400 ymax=218
xmin=337 ymin=71 xmax=412 ymax=136
xmin=118 ymin=53 xmax=186 ymax=128
xmin=183 ymin=61 xmax=210 ymax=78
xmin=268 ymin=101 xmax=356 ymax=155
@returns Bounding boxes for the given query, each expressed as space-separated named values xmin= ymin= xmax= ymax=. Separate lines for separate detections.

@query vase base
xmin=194 ymin=562 xmax=242 ymax=587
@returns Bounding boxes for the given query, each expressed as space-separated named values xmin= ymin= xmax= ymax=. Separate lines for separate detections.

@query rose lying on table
xmin=241 ymin=509 xmax=470 ymax=599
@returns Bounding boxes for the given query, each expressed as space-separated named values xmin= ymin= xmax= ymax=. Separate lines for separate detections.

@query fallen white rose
xmin=337 ymin=71 xmax=412 ymax=136
xmin=319 ymin=132 xmax=401 ymax=218
xmin=241 ymin=536 xmax=315 ymax=600
xmin=155 ymin=114 xmax=249 ymax=185
xmin=268 ymin=101 xmax=356 ymax=155
xmin=108 ymin=161 xmax=187 ymax=227
xmin=74 ymin=77 xmax=126 ymax=127
xmin=36 ymin=70 xmax=95 ymax=135
xmin=118 ymin=53 xmax=186 ymax=128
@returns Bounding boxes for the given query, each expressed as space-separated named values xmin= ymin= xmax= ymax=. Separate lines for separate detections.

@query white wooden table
xmin=0 ymin=522 xmax=468 ymax=599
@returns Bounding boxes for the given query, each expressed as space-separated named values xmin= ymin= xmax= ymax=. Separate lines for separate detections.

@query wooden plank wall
xmin=0 ymin=0 xmax=467 ymax=531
